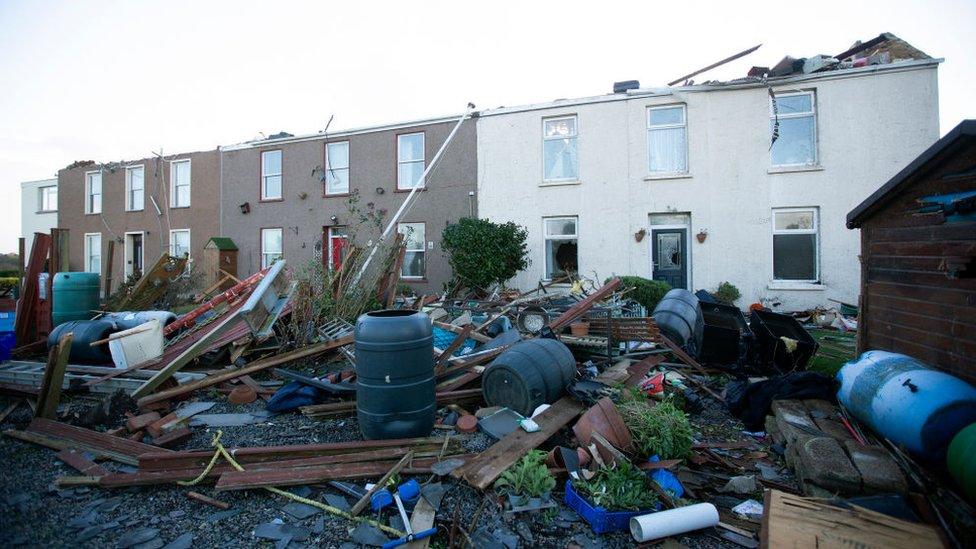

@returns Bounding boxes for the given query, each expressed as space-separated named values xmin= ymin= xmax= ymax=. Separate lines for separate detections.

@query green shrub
xmin=573 ymin=462 xmax=659 ymax=511
xmin=714 ymin=281 xmax=741 ymax=305
xmin=618 ymin=397 xmax=694 ymax=459
xmin=442 ymin=218 xmax=529 ymax=291
xmin=0 ymin=277 xmax=17 ymax=296
xmin=615 ymin=276 xmax=671 ymax=312
xmin=494 ymin=449 xmax=555 ymax=498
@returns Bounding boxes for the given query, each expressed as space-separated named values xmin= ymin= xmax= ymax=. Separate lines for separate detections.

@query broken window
xmin=84 ymin=232 xmax=101 ymax=274
xmin=170 ymin=229 xmax=191 ymax=259
xmin=770 ymin=91 xmax=817 ymax=167
xmin=397 ymin=222 xmax=426 ymax=279
xmin=773 ymin=208 xmax=818 ymax=281
xmin=397 ymin=133 xmax=425 ymax=190
xmin=325 ymin=141 xmax=350 ymax=195
xmin=125 ymin=165 xmax=144 ymax=211
xmin=261 ymin=228 xmax=283 ymax=269
xmin=170 ymin=159 xmax=192 ymax=207
xmin=39 ymin=185 xmax=57 ymax=212
xmin=544 ymin=216 xmax=578 ymax=279
xmin=543 ymin=116 xmax=579 ymax=182
xmin=85 ymin=171 xmax=101 ymax=214
xmin=261 ymin=150 xmax=282 ymax=200
xmin=647 ymin=105 xmax=688 ymax=174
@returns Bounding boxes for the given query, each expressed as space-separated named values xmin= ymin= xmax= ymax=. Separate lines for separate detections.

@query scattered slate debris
xmin=349 ymin=522 xmax=389 ymax=547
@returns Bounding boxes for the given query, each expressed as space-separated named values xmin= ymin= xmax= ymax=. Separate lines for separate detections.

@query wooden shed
xmin=847 ymin=120 xmax=976 ymax=383
xmin=202 ymin=237 xmax=239 ymax=292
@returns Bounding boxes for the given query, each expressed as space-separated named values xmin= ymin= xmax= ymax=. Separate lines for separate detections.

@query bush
xmin=714 ymin=281 xmax=741 ymax=305
xmin=494 ymin=450 xmax=555 ymax=498
xmin=615 ymin=276 xmax=671 ymax=312
xmin=0 ymin=277 xmax=16 ymax=297
xmin=618 ymin=397 xmax=693 ymax=459
xmin=442 ymin=218 xmax=529 ymax=291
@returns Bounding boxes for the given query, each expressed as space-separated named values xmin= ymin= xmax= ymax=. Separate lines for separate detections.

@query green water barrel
xmin=948 ymin=422 xmax=976 ymax=502
xmin=52 ymin=272 xmax=100 ymax=327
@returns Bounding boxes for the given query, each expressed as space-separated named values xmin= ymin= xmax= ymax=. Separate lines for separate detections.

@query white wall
xmin=477 ymin=62 xmax=940 ymax=311
xmin=20 ymin=178 xmax=58 ymax=258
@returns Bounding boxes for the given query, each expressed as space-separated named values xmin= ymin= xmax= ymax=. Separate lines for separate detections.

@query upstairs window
xmin=543 ymin=116 xmax=579 ymax=182
xmin=397 ymin=133 xmax=425 ymax=190
xmin=544 ymin=216 xmax=578 ymax=279
xmin=85 ymin=172 xmax=102 ymax=214
xmin=770 ymin=91 xmax=817 ymax=167
xmin=261 ymin=150 xmax=282 ymax=200
xmin=325 ymin=141 xmax=350 ymax=195
xmin=125 ymin=165 xmax=145 ymax=211
xmin=170 ymin=159 xmax=191 ymax=207
xmin=397 ymin=222 xmax=426 ymax=279
xmin=647 ymin=105 xmax=688 ymax=174
xmin=39 ymin=185 xmax=57 ymax=212
xmin=772 ymin=208 xmax=819 ymax=282
xmin=261 ymin=228 xmax=283 ymax=269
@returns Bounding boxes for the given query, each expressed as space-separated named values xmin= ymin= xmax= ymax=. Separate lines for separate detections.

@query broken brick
xmin=146 ymin=412 xmax=178 ymax=438
xmin=126 ymin=412 xmax=161 ymax=433
xmin=153 ymin=427 xmax=192 ymax=449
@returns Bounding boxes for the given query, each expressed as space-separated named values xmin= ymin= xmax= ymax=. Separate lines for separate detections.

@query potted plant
xmin=494 ymin=450 xmax=556 ymax=509
xmin=565 ymin=462 xmax=660 ymax=533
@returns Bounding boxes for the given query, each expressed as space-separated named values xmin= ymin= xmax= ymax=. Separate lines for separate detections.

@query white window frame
xmin=84 ymin=232 xmax=101 ymax=275
xmin=542 ymin=115 xmax=580 ymax=183
xmin=543 ymin=215 xmax=579 ymax=281
xmin=770 ymin=90 xmax=818 ymax=167
xmin=261 ymin=150 xmax=282 ymax=201
xmin=169 ymin=229 xmax=191 ymax=259
xmin=396 ymin=132 xmax=426 ymax=191
xmin=125 ymin=165 xmax=145 ymax=212
xmin=38 ymin=185 xmax=57 ymax=212
xmin=772 ymin=207 xmax=820 ymax=283
xmin=123 ymin=230 xmax=146 ymax=278
xmin=325 ymin=141 xmax=350 ymax=195
xmin=397 ymin=222 xmax=426 ymax=279
xmin=170 ymin=159 xmax=192 ymax=208
xmin=261 ymin=228 xmax=284 ymax=269
xmin=85 ymin=171 xmax=102 ymax=214
xmin=646 ymin=104 xmax=688 ymax=175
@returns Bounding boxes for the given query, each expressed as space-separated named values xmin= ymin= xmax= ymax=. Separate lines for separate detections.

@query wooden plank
xmin=25 ymin=418 xmax=170 ymax=465
xmin=56 ymin=448 xmax=109 ymax=476
xmin=434 ymin=325 xmax=474 ymax=370
xmin=546 ymin=277 xmax=620 ymax=331
xmin=35 ymin=333 xmax=73 ymax=419
xmin=405 ymin=495 xmax=437 ymax=549
xmin=301 ymin=389 xmax=483 ymax=418
xmin=0 ymin=400 xmax=20 ymax=423
xmin=214 ymin=454 xmax=473 ymax=492
xmin=136 ymin=333 xmax=353 ymax=407
xmin=452 ymin=397 xmax=584 ymax=490
xmin=187 ymin=491 xmax=230 ymax=509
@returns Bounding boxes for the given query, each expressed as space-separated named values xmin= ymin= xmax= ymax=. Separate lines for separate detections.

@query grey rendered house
xmin=219 ymin=115 xmax=478 ymax=294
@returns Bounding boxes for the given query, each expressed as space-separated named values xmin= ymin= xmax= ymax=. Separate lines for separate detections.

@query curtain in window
xmin=543 ymin=138 xmax=578 ymax=180
xmin=648 ymin=127 xmax=687 ymax=173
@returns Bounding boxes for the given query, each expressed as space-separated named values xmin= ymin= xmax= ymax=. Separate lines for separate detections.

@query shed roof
xmin=847 ymin=120 xmax=976 ymax=228
xmin=205 ymin=237 xmax=239 ymax=251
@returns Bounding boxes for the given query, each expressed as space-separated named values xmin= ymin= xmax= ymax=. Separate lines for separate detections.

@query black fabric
xmin=725 ymin=372 xmax=838 ymax=431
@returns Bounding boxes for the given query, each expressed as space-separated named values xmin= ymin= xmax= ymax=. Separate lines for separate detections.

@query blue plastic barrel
xmin=0 ymin=311 xmax=15 ymax=361
xmin=837 ymin=350 xmax=976 ymax=462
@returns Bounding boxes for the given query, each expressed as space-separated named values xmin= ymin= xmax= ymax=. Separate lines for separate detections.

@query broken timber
xmin=35 ymin=333 xmax=73 ymax=419
xmin=6 ymin=418 xmax=172 ymax=466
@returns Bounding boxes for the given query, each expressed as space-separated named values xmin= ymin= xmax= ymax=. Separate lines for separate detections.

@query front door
xmin=652 ymin=228 xmax=687 ymax=289
xmin=125 ymin=233 xmax=144 ymax=279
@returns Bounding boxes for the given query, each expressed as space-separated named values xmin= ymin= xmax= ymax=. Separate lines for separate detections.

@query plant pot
xmin=570 ymin=322 xmax=590 ymax=337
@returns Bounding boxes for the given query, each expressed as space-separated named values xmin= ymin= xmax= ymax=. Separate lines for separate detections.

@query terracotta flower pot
xmin=570 ymin=322 xmax=590 ymax=337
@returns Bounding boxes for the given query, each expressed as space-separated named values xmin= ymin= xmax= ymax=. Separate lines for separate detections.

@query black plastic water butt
xmin=651 ymin=289 xmax=704 ymax=357
xmin=748 ymin=309 xmax=819 ymax=373
xmin=47 ymin=319 xmax=117 ymax=364
xmin=355 ymin=309 xmax=435 ymax=440
xmin=700 ymin=302 xmax=754 ymax=368
xmin=482 ymin=338 xmax=577 ymax=416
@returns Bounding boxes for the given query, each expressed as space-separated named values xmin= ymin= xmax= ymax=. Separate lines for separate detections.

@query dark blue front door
xmin=652 ymin=228 xmax=687 ymax=289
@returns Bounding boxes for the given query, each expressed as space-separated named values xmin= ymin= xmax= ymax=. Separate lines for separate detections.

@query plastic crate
xmin=564 ymin=480 xmax=656 ymax=534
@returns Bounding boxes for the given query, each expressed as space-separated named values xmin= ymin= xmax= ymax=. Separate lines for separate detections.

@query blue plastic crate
xmin=564 ymin=480 xmax=657 ymax=534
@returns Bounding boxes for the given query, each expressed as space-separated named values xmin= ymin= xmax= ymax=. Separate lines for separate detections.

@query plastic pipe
xmin=630 ymin=503 xmax=719 ymax=543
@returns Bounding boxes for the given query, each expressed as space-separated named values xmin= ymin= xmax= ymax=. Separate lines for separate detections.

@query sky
xmin=1 ymin=0 xmax=973 ymax=254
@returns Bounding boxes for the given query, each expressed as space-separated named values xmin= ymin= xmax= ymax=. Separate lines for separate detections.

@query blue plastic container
xmin=837 ymin=350 xmax=976 ymax=462
xmin=0 ymin=311 xmax=14 ymax=361
xmin=564 ymin=480 xmax=658 ymax=534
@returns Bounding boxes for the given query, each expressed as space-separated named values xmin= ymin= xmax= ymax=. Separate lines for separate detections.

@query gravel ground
xmin=0 ymin=381 xmax=760 ymax=549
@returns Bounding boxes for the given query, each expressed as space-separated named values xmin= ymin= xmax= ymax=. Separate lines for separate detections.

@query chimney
xmin=613 ymin=80 xmax=640 ymax=93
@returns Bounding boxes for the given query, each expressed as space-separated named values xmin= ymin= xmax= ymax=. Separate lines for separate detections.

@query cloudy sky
xmin=1 ymin=0 xmax=973 ymax=254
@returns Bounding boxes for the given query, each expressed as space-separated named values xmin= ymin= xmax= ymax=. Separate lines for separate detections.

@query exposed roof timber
xmin=667 ymin=44 xmax=762 ymax=86
xmin=846 ymin=119 xmax=976 ymax=228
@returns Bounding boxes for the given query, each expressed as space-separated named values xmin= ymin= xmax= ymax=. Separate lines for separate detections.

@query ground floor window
xmin=327 ymin=227 xmax=349 ymax=271
xmin=772 ymin=208 xmax=819 ymax=281
xmin=397 ymin=222 xmax=426 ymax=279
xmin=261 ymin=228 xmax=283 ymax=269
xmin=170 ymin=229 xmax=191 ymax=259
xmin=544 ymin=216 xmax=578 ymax=279
xmin=84 ymin=233 xmax=101 ymax=274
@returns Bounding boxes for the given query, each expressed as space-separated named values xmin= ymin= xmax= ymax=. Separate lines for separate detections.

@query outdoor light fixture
xmin=330 ymin=215 xmax=338 ymax=224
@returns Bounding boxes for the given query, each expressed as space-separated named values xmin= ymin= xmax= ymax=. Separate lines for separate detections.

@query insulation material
xmin=109 ymin=319 xmax=163 ymax=369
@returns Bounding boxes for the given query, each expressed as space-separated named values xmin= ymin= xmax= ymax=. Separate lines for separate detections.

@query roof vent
xmin=613 ymin=80 xmax=640 ymax=93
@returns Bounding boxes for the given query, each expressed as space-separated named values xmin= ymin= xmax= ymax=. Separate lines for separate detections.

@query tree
xmin=442 ymin=218 xmax=529 ymax=291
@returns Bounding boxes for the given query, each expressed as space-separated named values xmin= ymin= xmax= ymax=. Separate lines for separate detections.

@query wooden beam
xmin=104 ymin=239 xmax=115 ymax=296
xmin=546 ymin=277 xmax=620 ymax=331
xmin=35 ymin=333 xmax=73 ymax=419
xmin=434 ymin=325 xmax=474 ymax=370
